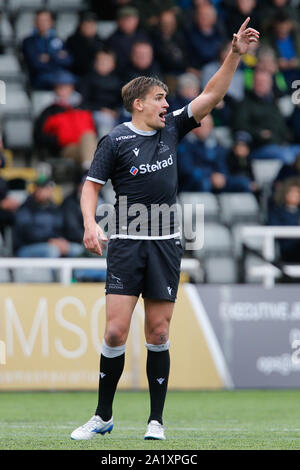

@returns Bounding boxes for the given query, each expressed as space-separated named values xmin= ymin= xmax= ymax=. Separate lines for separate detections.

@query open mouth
xmin=159 ymin=111 xmax=166 ymax=122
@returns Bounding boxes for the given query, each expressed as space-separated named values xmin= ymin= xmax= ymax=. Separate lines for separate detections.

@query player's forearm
xmin=204 ymin=50 xmax=241 ymax=103
xmin=190 ymin=50 xmax=241 ymax=121
xmin=80 ymin=180 xmax=101 ymax=228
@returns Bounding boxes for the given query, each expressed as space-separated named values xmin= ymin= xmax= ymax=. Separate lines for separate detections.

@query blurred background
xmin=0 ymin=0 xmax=300 ymax=392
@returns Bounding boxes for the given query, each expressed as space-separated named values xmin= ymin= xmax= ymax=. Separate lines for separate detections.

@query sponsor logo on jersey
xmin=130 ymin=155 xmax=174 ymax=176
xmin=167 ymin=286 xmax=173 ymax=296
xmin=116 ymin=134 xmax=136 ymax=141
xmin=139 ymin=155 xmax=174 ymax=174
xmin=130 ymin=166 xmax=139 ymax=176
xmin=132 ymin=147 xmax=140 ymax=157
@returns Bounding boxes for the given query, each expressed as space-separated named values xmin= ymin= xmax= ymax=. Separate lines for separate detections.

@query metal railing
xmin=241 ymin=226 xmax=300 ymax=287
xmin=0 ymin=257 xmax=201 ymax=285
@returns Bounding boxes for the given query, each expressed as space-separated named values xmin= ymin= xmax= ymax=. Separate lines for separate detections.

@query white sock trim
xmin=101 ymin=339 xmax=126 ymax=358
xmin=145 ymin=341 xmax=170 ymax=352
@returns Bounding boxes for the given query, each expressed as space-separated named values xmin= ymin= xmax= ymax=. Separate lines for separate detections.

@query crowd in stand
xmin=1 ymin=0 xmax=300 ymax=262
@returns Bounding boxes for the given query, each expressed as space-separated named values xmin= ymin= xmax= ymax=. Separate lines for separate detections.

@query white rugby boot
xmin=144 ymin=420 xmax=166 ymax=440
xmin=71 ymin=415 xmax=113 ymax=440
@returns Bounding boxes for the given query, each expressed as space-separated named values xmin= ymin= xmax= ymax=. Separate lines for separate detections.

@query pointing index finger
xmin=238 ymin=16 xmax=250 ymax=33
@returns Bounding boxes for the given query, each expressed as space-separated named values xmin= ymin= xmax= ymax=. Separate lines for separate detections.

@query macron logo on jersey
xmin=130 ymin=166 xmax=139 ymax=176
xmin=133 ymin=147 xmax=140 ymax=157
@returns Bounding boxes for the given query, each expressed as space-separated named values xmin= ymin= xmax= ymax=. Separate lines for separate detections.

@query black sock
xmin=95 ymin=353 xmax=125 ymax=421
xmin=146 ymin=349 xmax=170 ymax=425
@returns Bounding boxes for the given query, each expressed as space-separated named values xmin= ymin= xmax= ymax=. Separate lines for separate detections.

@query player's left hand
xmin=232 ymin=17 xmax=260 ymax=55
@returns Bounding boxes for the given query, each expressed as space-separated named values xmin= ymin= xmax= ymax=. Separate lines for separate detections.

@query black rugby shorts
xmin=105 ymin=238 xmax=184 ymax=302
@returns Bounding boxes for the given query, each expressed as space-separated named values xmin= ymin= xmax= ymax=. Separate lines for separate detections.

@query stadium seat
xmin=179 ymin=192 xmax=219 ymax=222
xmin=8 ymin=0 xmax=45 ymax=12
xmin=244 ymin=254 xmax=269 ymax=284
xmin=231 ymin=223 xmax=264 ymax=258
xmin=204 ymin=256 xmax=238 ymax=283
xmin=97 ymin=21 xmax=118 ymax=40
xmin=0 ymin=55 xmax=22 ymax=81
xmin=31 ymin=91 xmax=55 ymax=117
xmin=47 ymin=0 xmax=85 ymax=10
xmin=251 ymin=159 xmax=283 ymax=189
xmin=218 ymin=193 xmax=260 ymax=226
xmin=188 ymin=222 xmax=232 ymax=259
xmin=0 ymin=268 xmax=11 ymax=282
xmin=13 ymin=267 xmax=55 ymax=283
xmin=15 ymin=12 xmax=35 ymax=42
xmin=56 ymin=12 xmax=79 ymax=40
xmin=3 ymin=117 xmax=33 ymax=150
xmin=0 ymin=90 xmax=31 ymax=116
xmin=1 ymin=14 xmax=14 ymax=46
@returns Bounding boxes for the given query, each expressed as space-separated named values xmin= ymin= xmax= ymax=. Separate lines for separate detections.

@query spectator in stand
xmin=234 ymin=69 xmax=300 ymax=163
xmin=89 ymin=0 xmax=133 ymax=20
xmin=13 ymin=176 xmax=84 ymax=258
xmin=106 ymin=6 xmax=150 ymax=71
xmin=22 ymin=9 xmax=73 ymax=90
xmin=290 ymin=102 xmax=300 ymax=144
xmin=226 ymin=131 xmax=258 ymax=194
xmin=151 ymin=9 xmax=188 ymax=82
xmin=272 ymin=154 xmax=300 ymax=197
xmin=0 ymin=142 xmax=19 ymax=235
xmin=224 ymin=0 xmax=260 ymax=39
xmin=202 ymin=40 xmax=245 ymax=102
xmin=178 ymin=114 xmax=251 ymax=193
xmin=201 ymin=40 xmax=244 ymax=126
xmin=168 ymin=72 xmax=200 ymax=111
xmin=260 ymin=0 xmax=299 ymax=34
xmin=0 ymin=179 xmax=19 ymax=236
xmin=263 ymin=11 xmax=300 ymax=86
xmin=244 ymin=45 xmax=288 ymax=98
xmin=66 ymin=11 xmax=103 ymax=77
xmin=123 ymin=41 xmax=161 ymax=83
xmin=184 ymin=3 xmax=226 ymax=71
xmin=80 ymin=49 xmax=122 ymax=138
xmin=61 ymin=176 xmax=85 ymax=246
xmin=34 ymin=71 xmax=97 ymax=170
xmin=89 ymin=0 xmax=176 ymax=25
xmin=268 ymin=179 xmax=300 ymax=262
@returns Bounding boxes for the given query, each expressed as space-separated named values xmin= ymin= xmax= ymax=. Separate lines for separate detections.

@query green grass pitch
xmin=0 ymin=390 xmax=299 ymax=450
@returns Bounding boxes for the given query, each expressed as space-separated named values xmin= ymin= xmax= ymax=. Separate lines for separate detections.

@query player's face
xmin=140 ymin=86 xmax=169 ymax=130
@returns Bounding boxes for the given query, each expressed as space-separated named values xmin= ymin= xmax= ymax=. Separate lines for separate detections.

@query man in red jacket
xmin=34 ymin=71 xmax=97 ymax=169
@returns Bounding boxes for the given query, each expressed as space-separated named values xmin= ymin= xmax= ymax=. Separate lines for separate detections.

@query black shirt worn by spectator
xmin=80 ymin=71 xmax=122 ymax=110
xmin=66 ymin=30 xmax=103 ymax=77
xmin=61 ymin=189 xmax=84 ymax=244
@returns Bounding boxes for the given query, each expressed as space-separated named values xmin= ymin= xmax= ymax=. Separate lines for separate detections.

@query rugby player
xmin=71 ymin=18 xmax=259 ymax=441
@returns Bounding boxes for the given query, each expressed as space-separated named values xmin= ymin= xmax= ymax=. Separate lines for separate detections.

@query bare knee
xmin=105 ymin=326 xmax=128 ymax=347
xmin=145 ymin=321 xmax=170 ymax=345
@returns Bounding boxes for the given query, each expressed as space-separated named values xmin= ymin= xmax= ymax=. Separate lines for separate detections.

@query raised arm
xmin=190 ymin=17 xmax=260 ymax=123
xmin=81 ymin=179 xmax=107 ymax=256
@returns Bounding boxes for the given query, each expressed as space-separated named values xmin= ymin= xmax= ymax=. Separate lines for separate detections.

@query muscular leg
xmin=96 ymin=294 xmax=138 ymax=420
xmin=144 ymin=299 xmax=175 ymax=425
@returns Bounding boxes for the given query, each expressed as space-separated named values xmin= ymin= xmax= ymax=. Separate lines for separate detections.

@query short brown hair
xmin=121 ymin=76 xmax=168 ymax=113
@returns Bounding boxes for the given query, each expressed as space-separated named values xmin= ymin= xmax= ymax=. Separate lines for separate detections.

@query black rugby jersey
xmin=87 ymin=104 xmax=200 ymax=239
